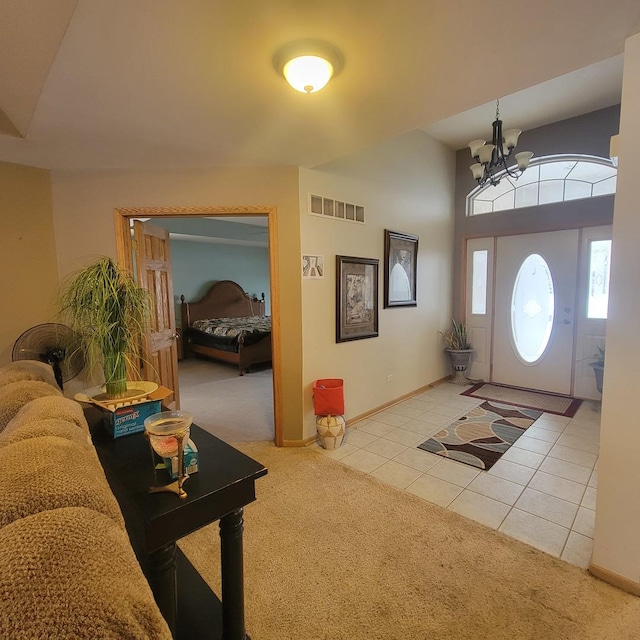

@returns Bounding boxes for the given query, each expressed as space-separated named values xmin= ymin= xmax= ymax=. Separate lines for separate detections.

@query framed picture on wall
xmin=302 ymin=254 xmax=325 ymax=279
xmin=383 ymin=229 xmax=418 ymax=308
xmin=336 ymin=255 xmax=379 ymax=343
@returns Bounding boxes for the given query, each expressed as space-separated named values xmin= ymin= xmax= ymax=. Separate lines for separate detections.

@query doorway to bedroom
xmin=114 ymin=206 xmax=281 ymax=446
xmin=168 ymin=215 xmax=273 ymax=443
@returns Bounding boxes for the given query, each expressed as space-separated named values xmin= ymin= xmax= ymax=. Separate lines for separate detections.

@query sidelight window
xmin=471 ymin=250 xmax=488 ymax=315
xmin=587 ymin=239 xmax=611 ymax=319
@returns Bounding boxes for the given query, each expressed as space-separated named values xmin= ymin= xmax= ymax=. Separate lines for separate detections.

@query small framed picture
xmin=336 ymin=255 xmax=379 ymax=343
xmin=383 ymin=230 xmax=418 ymax=308
xmin=302 ymin=254 xmax=324 ymax=279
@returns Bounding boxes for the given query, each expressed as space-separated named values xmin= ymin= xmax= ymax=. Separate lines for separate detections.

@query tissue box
xmin=98 ymin=386 xmax=174 ymax=439
xmin=160 ymin=438 xmax=199 ymax=480
xmin=103 ymin=399 xmax=162 ymax=439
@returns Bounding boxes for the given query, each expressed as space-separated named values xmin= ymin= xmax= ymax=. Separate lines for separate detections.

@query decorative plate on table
xmin=74 ymin=381 xmax=158 ymax=404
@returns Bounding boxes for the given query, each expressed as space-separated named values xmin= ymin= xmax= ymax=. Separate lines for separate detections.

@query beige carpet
xmin=179 ymin=443 xmax=640 ymax=640
xmin=178 ymin=357 xmax=273 ymax=442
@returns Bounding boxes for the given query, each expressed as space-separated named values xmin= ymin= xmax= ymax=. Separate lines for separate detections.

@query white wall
xmin=300 ymin=130 xmax=455 ymax=439
xmin=592 ymin=32 xmax=640 ymax=587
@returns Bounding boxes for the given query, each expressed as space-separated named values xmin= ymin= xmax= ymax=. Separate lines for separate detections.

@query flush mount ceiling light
xmin=274 ymin=40 xmax=344 ymax=94
xmin=468 ymin=100 xmax=534 ymax=187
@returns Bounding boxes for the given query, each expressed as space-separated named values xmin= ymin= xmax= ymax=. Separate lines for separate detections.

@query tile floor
xmin=308 ymin=382 xmax=600 ymax=570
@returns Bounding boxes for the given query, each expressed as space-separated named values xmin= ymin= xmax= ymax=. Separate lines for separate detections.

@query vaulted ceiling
xmin=1 ymin=0 xmax=638 ymax=170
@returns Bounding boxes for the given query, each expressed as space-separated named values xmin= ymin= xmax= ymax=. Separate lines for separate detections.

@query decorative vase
xmin=446 ymin=348 xmax=474 ymax=385
xmin=315 ymin=415 xmax=346 ymax=450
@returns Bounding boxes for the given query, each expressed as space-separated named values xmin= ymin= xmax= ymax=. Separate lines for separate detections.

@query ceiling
xmin=0 ymin=1 xmax=638 ymax=171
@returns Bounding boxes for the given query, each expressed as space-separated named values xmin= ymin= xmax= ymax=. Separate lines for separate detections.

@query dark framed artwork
xmin=383 ymin=229 xmax=418 ymax=308
xmin=336 ymin=255 xmax=379 ymax=343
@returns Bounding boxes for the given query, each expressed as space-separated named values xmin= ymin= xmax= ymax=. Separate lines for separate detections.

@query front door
xmin=133 ymin=220 xmax=180 ymax=408
xmin=492 ymin=230 xmax=579 ymax=394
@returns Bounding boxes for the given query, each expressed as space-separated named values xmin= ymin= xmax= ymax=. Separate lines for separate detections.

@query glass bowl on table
xmin=144 ymin=410 xmax=193 ymax=499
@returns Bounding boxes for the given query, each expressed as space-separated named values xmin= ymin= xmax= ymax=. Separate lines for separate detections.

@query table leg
xmin=219 ymin=508 xmax=247 ymax=640
xmin=148 ymin=542 xmax=178 ymax=638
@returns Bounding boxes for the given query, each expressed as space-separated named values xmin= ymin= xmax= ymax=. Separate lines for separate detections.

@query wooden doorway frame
xmin=114 ymin=205 xmax=283 ymax=446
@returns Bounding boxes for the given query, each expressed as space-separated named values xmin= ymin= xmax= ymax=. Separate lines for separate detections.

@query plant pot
xmin=315 ymin=415 xmax=346 ymax=450
xmin=446 ymin=348 xmax=474 ymax=385
xmin=590 ymin=363 xmax=604 ymax=394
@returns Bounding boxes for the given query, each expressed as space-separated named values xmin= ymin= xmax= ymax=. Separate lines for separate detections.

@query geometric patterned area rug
xmin=461 ymin=383 xmax=582 ymax=418
xmin=417 ymin=401 xmax=542 ymax=471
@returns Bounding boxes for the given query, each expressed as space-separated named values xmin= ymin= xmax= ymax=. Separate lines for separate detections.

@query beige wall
xmin=49 ymin=142 xmax=455 ymax=443
xmin=0 ymin=161 xmax=58 ymax=364
xmin=300 ymin=131 xmax=456 ymax=439
xmin=50 ymin=166 xmax=304 ymax=441
xmin=592 ymin=32 xmax=640 ymax=587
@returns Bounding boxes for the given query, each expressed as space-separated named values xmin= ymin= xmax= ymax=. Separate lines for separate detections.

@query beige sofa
xmin=0 ymin=361 xmax=172 ymax=640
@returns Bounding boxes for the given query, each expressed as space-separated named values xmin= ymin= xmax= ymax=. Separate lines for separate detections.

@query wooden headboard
xmin=180 ymin=280 xmax=266 ymax=327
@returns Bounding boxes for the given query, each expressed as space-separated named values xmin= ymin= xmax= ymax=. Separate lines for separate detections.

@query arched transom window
xmin=466 ymin=154 xmax=617 ymax=216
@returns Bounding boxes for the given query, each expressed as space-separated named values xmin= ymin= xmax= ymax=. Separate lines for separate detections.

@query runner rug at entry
xmin=461 ymin=383 xmax=581 ymax=417
xmin=418 ymin=400 xmax=542 ymax=471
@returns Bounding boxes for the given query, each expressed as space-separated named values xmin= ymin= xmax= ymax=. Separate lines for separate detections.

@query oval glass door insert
xmin=511 ymin=253 xmax=554 ymax=363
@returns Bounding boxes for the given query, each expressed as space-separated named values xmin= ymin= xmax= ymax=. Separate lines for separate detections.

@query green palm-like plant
xmin=592 ymin=346 xmax=605 ymax=367
xmin=440 ymin=318 xmax=472 ymax=350
xmin=59 ymin=257 xmax=151 ymax=399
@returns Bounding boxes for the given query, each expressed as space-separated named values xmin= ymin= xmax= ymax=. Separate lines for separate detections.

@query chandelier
xmin=468 ymin=101 xmax=533 ymax=187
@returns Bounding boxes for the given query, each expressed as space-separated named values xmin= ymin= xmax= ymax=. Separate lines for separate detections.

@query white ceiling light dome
xmin=283 ymin=55 xmax=333 ymax=93
xmin=274 ymin=40 xmax=344 ymax=94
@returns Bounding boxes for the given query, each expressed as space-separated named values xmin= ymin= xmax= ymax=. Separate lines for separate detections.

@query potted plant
xmin=440 ymin=319 xmax=474 ymax=384
xmin=590 ymin=346 xmax=605 ymax=394
xmin=59 ymin=256 xmax=151 ymax=399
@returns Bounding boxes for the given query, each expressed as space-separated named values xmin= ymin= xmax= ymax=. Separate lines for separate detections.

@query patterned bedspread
xmin=192 ymin=316 xmax=271 ymax=343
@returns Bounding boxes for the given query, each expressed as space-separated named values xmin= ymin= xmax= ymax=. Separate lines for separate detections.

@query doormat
xmin=417 ymin=401 xmax=542 ymax=471
xmin=461 ymin=383 xmax=581 ymax=417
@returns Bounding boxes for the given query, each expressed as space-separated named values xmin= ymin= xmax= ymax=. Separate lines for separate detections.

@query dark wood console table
xmin=85 ymin=407 xmax=267 ymax=640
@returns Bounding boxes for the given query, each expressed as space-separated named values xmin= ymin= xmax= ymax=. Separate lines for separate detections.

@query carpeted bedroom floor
xmin=179 ymin=442 xmax=640 ymax=640
xmin=177 ymin=356 xmax=274 ymax=442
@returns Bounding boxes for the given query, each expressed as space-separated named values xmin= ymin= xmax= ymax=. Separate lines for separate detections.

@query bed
xmin=180 ymin=280 xmax=272 ymax=376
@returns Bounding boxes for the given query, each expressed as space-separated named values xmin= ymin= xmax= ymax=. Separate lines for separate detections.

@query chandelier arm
xmin=476 ymin=161 xmax=524 ymax=186
xmin=469 ymin=101 xmax=530 ymax=187
xmin=502 ymin=166 xmax=523 ymax=180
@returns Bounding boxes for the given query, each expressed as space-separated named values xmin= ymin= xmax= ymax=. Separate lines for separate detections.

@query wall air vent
xmin=309 ymin=194 xmax=365 ymax=224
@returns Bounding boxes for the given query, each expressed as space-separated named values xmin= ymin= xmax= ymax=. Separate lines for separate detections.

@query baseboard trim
xmin=283 ymin=375 xmax=453 ymax=447
xmin=589 ymin=563 xmax=640 ymax=596
xmin=346 ymin=375 xmax=452 ymax=428
xmin=282 ymin=435 xmax=318 ymax=448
